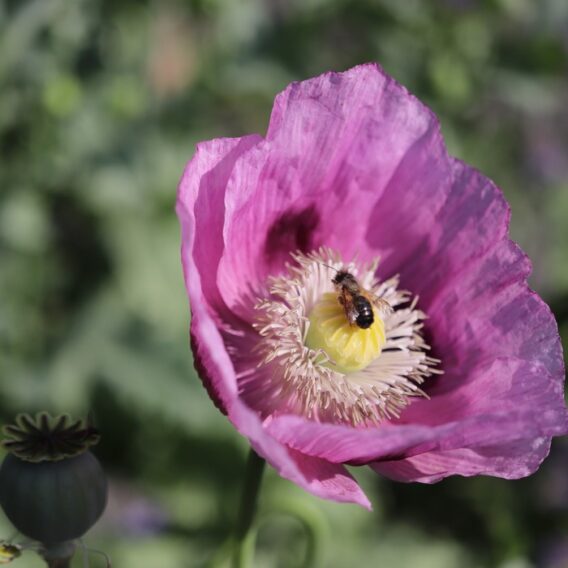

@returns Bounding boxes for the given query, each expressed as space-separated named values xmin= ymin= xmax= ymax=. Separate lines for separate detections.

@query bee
xmin=332 ymin=270 xmax=391 ymax=329
xmin=0 ymin=542 xmax=21 ymax=564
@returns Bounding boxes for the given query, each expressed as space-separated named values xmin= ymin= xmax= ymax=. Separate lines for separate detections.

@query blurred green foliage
xmin=1 ymin=0 xmax=568 ymax=566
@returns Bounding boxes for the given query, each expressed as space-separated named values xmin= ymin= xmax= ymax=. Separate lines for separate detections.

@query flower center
xmin=305 ymin=292 xmax=385 ymax=373
xmin=251 ymin=247 xmax=440 ymax=426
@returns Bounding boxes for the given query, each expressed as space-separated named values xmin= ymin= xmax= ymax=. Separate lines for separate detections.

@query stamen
xmin=251 ymin=247 xmax=440 ymax=426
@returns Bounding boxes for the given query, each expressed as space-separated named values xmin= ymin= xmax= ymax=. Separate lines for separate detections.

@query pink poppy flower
xmin=177 ymin=63 xmax=567 ymax=508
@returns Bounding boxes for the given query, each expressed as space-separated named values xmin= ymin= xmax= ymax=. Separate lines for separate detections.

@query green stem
xmin=232 ymin=448 xmax=266 ymax=568
xmin=43 ymin=558 xmax=73 ymax=568
xmin=40 ymin=541 xmax=76 ymax=568
xmin=265 ymin=497 xmax=329 ymax=568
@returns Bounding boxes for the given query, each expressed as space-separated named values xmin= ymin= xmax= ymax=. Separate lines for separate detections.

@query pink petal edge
xmin=177 ymin=135 xmax=370 ymax=508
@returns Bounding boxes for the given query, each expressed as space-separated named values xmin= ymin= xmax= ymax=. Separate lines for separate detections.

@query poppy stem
xmin=43 ymin=557 xmax=73 ymax=567
xmin=232 ymin=448 xmax=266 ymax=568
xmin=40 ymin=541 xmax=76 ymax=567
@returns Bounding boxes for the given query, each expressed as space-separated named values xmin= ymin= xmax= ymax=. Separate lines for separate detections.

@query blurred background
xmin=1 ymin=0 xmax=567 ymax=566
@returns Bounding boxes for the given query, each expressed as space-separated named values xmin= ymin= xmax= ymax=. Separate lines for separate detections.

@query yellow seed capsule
xmin=305 ymin=292 xmax=386 ymax=374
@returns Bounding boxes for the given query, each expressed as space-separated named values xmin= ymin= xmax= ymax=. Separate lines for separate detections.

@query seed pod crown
xmin=2 ymin=412 xmax=100 ymax=463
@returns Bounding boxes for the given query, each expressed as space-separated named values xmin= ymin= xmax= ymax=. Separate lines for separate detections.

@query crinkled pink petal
xmin=369 ymin=159 xmax=509 ymax=300
xmin=267 ymin=358 xmax=568 ymax=464
xmin=190 ymin=301 xmax=370 ymax=507
xmin=178 ymin=136 xmax=261 ymax=412
xmin=369 ymin=160 xmax=565 ymax=478
xmin=177 ymin=137 xmax=370 ymax=508
xmin=372 ymin=438 xmax=552 ymax=483
xmin=368 ymin=156 xmax=562 ymax=386
xmin=229 ymin=394 xmax=371 ymax=508
xmin=261 ymin=124 xmax=566 ymax=476
xmin=182 ymin=136 xmax=262 ymax=317
xmin=216 ymin=63 xmax=441 ymax=313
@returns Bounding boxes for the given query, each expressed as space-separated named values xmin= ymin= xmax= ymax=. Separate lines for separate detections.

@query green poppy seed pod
xmin=0 ymin=451 xmax=107 ymax=543
xmin=0 ymin=412 xmax=108 ymax=544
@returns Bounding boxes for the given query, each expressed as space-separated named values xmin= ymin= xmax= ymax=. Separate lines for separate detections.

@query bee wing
xmin=337 ymin=287 xmax=359 ymax=325
xmin=361 ymin=290 xmax=393 ymax=318
xmin=346 ymin=305 xmax=359 ymax=325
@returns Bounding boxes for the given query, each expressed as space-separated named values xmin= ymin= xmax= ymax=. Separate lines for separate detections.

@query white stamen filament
xmin=252 ymin=247 xmax=440 ymax=426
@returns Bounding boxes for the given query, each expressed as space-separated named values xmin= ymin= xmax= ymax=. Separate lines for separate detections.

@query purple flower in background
xmin=106 ymin=481 xmax=169 ymax=537
xmin=177 ymin=63 xmax=567 ymax=508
